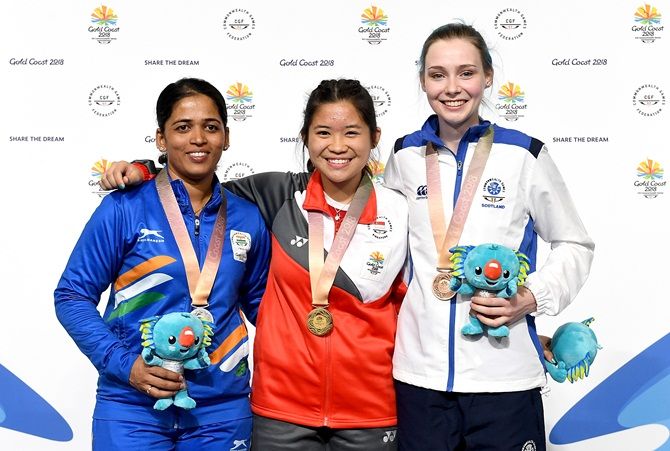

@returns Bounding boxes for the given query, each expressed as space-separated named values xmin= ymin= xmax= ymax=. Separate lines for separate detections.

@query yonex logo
xmin=383 ymin=430 xmax=397 ymax=443
xmin=290 ymin=235 xmax=308 ymax=247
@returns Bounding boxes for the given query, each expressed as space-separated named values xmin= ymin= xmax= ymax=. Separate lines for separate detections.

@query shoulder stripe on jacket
xmin=529 ymin=137 xmax=544 ymax=159
xmin=393 ymin=136 xmax=407 ymax=153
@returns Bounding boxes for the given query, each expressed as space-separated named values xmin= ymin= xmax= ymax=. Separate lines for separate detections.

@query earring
xmin=159 ymin=146 xmax=166 ymax=151
xmin=223 ymin=145 xmax=229 ymax=151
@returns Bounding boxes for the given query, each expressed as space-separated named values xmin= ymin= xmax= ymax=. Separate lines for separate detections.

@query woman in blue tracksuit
xmin=55 ymin=78 xmax=270 ymax=451
xmin=384 ymin=24 xmax=594 ymax=450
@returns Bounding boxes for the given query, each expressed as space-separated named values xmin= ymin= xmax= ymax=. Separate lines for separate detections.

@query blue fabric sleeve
xmin=237 ymin=208 xmax=270 ymax=325
xmin=54 ymin=194 xmax=137 ymax=384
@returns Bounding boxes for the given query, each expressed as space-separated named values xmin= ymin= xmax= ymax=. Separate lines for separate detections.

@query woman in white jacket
xmin=384 ymin=23 xmax=594 ymax=451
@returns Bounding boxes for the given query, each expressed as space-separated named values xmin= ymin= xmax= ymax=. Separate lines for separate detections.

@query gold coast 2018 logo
xmin=632 ymin=4 xmax=663 ymax=43
xmin=633 ymin=84 xmax=666 ymax=117
xmin=496 ymin=82 xmax=526 ymax=121
xmin=226 ymin=83 xmax=255 ymax=122
xmin=634 ymin=159 xmax=665 ymax=198
xmin=89 ymin=5 xmax=119 ymax=44
xmin=89 ymin=159 xmax=112 ymax=196
xmin=368 ymin=161 xmax=385 ymax=185
xmin=223 ymin=9 xmax=255 ymax=41
xmin=359 ymin=6 xmax=390 ymax=45
xmin=494 ymin=8 xmax=527 ymax=40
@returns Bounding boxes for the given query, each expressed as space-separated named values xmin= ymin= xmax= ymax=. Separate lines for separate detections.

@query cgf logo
xmin=383 ymin=430 xmax=397 ymax=443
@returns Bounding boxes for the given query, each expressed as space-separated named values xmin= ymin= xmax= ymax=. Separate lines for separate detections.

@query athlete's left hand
xmin=469 ymin=286 xmax=537 ymax=329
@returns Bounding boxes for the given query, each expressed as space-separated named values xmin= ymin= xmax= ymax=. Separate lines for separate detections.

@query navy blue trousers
xmin=395 ymin=380 xmax=546 ymax=451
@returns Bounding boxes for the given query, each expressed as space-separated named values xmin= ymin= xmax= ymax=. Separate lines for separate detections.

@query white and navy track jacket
xmin=384 ymin=115 xmax=594 ymax=393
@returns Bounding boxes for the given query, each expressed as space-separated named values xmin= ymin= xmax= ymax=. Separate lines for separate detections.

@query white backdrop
xmin=2 ymin=1 xmax=669 ymax=450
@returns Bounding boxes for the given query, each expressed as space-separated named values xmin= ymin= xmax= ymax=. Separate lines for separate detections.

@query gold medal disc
xmin=433 ymin=272 xmax=456 ymax=301
xmin=307 ymin=307 xmax=333 ymax=336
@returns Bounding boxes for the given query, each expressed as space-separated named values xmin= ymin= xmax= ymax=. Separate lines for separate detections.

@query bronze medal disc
xmin=432 ymin=272 xmax=456 ymax=301
xmin=307 ymin=307 xmax=333 ymax=336
xmin=191 ymin=307 xmax=215 ymax=323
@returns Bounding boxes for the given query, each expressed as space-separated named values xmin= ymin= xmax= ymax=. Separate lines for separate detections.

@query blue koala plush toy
xmin=449 ymin=243 xmax=530 ymax=338
xmin=545 ymin=318 xmax=601 ymax=383
xmin=139 ymin=312 xmax=213 ymax=410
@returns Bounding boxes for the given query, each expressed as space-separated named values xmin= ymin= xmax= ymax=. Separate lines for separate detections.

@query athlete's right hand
xmin=129 ymin=355 xmax=184 ymax=399
xmin=99 ymin=160 xmax=144 ymax=191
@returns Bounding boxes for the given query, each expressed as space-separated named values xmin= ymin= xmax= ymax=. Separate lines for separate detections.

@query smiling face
xmin=421 ymin=38 xmax=492 ymax=140
xmin=305 ymin=101 xmax=380 ymax=202
xmin=156 ymin=93 xmax=228 ymax=187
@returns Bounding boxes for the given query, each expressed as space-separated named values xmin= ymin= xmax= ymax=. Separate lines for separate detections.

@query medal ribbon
xmin=308 ymin=175 xmax=373 ymax=308
xmin=426 ymin=126 xmax=494 ymax=270
xmin=155 ymin=169 xmax=227 ymax=308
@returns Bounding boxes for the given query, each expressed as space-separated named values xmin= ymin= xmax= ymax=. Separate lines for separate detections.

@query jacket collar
xmin=419 ymin=114 xmax=492 ymax=148
xmin=167 ymin=174 xmax=223 ymax=214
xmin=302 ymin=171 xmax=377 ymax=224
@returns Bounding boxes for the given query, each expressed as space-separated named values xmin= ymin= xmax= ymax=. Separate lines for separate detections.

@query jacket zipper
xmin=323 ymin=334 xmax=332 ymax=426
xmin=448 ymin=142 xmax=466 ymax=392
xmin=194 ymin=216 xmax=200 ymax=236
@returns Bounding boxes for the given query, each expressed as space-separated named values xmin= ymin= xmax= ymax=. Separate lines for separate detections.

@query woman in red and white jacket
xmin=101 ymin=79 xmax=408 ymax=451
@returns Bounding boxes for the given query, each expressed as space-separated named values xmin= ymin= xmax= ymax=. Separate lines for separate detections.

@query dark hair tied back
xmin=301 ymin=79 xmax=378 ymax=172
xmin=155 ymin=78 xmax=227 ymax=165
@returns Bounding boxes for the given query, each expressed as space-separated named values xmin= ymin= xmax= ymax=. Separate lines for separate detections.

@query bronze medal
xmin=307 ymin=307 xmax=333 ymax=336
xmin=191 ymin=307 xmax=215 ymax=323
xmin=432 ymin=272 xmax=456 ymax=301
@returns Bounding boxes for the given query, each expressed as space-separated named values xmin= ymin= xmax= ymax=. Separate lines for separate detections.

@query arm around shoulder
xmin=237 ymin=204 xmax=271 ymax=325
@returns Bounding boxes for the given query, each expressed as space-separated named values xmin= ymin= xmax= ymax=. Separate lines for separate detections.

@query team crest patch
xmin=367 ymin=215 xmax=392 ymax=239
xmin=230 ymin=230 xmax=251 ymax=262
xmin=521 ymin=440 xmax=536 ymax=451
xmin=482 ymin=177 xmax=506 ymax=209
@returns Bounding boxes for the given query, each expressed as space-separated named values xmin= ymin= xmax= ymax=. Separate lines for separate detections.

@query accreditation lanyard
xmin=306 ymin=175 xmax=373 ymax=335
xmin=426 ymin=126 xmax=494 ymax=271
xmin=155 ymin=169 xmax=227 ymax=317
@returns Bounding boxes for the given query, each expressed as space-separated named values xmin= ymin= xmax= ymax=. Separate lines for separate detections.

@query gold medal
xmin=307 ymin=307 xmax=333 ymax=336
xmin=432 ymin=272 xmax=456 ymax=301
